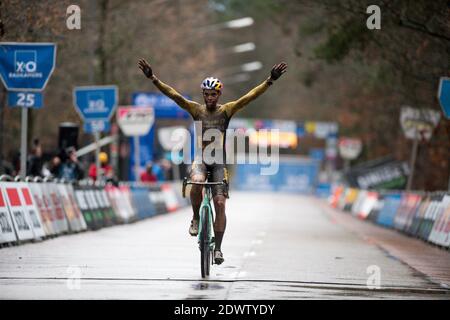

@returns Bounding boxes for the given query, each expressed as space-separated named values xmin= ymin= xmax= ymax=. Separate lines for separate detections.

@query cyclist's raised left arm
xmin=224 ymin=62 xmax=287 ymax=118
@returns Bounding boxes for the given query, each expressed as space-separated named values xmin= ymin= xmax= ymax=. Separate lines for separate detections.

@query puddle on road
xmin=191 ymin=282 xmax=225 ymax=291
xmin=186 ymin=282 xmax=227 ymax=300
xmin=186 ymin=295 xmax=208 ymax=300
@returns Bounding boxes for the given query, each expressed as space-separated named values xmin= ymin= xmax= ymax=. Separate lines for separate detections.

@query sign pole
xmin=406 ymin=132 xmax=419 ymax=191
xmin=94 ymin=131 xmax=101 ymax=182
xmin=20 ymin=107 xmax=28 ymax=177
xmin=134 ymin=136 xmax=140 ymax=182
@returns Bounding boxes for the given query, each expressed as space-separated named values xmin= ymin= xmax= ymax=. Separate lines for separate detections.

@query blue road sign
xmin=73 ymin=85 xmax=118 ymax=122
xmin=0 ymin=42 xmax=57 ymax=91
xmin=438 ymin=77 xmax=450 ymax=119
xmin=8 ymin=91 xmax=43 ymax=108
xmin=83 ymin=119 xmax=111 ymax=133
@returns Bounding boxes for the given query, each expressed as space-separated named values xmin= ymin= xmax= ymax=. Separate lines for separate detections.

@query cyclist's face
xmin=203 ymin=89 xmax=221 ymax=109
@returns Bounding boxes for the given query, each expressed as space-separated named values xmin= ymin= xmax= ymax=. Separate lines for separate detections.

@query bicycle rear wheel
xmin=200 ymin=207 xmax=210 ymax=278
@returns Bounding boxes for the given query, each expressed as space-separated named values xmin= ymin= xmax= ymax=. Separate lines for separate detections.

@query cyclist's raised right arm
xmin=138 ymin=58 xmax=200 ymax=116
xmin=152 ymin=77 xmax=200 ymax=115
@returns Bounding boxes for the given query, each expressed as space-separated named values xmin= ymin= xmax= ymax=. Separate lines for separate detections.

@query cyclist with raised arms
xmin=138 ymin=58 xmax=287 ymax=265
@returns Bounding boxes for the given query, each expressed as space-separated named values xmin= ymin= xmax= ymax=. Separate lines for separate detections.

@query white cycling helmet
xmin=201 ymin=77 xmax=223 ymax=91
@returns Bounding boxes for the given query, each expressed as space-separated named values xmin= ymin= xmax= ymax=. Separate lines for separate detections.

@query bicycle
xmin=182 ymin=175 xmax=228 ymax=278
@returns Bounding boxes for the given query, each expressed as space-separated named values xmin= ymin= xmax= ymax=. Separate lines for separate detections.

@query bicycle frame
xmin=197 ymin=185 xmax=215 ymax=251
xmin=182 ymin=177 xmax=228 ymax=254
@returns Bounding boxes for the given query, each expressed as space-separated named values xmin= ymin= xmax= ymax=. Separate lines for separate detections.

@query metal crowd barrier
xmin=328 ymin=185 xmax=450 ymax=250
xmin=0 ymin=176 xmax=190 ymax=248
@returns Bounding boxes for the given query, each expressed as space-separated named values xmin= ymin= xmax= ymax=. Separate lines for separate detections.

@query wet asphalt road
xmin=0 ymin=192 xmax=449 ymax=299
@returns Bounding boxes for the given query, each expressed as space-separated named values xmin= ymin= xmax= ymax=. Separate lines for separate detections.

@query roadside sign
xmin=0 ymin=43 xmax=57 ymax=176
xmin=3 ymin=184 xmax=34 ymax=241
xmin=73 ymin=85 xmax=118 ymax=122
xmin=117 ymin=106 xmax=155 ymax=136
xmin=400 ymin=106 xmax=441 ymax=141
xmin=83 ymin=119 xmax=111 ymax=133
xmin=0 ymin=186 xmax=17 ymax=244
xmin=73 ymin=85 xmax=118 ymax=179
xmin=117 ymin=106 xmax=155 ymax=182
xmin=8 ymin=91 xmax=43 ymax=108
xmin=19 ymin=185 xmax=46 ymax=238
xmin=0 ymin=42 xmax=57 ymax=91
xmin=339 ymin=138 xmax=363 ymax=160
xmin=438 ymin=77 xmax=450 ymax=119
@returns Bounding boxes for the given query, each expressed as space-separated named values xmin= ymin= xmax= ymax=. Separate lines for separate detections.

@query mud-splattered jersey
xmin=153 ymin=78 xmax=270 ymax=163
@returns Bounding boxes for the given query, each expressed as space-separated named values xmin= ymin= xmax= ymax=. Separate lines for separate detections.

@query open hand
xmin=270 ymin=62 xmax=287 ymax=80
xmin=138 ymin=58 xmax=153 ymax=78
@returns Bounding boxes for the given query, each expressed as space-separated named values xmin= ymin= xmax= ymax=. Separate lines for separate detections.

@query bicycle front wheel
xmin=200 ymin=206 xmax=210 ymax=278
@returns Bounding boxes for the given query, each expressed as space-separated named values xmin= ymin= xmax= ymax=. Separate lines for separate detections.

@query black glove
xmin=270 ymin=62 xmax=288 ymax=80
xmin=138 ymin=58 xmax=154 ymax=79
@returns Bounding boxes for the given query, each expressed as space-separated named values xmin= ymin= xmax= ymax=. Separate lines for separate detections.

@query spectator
xmin=140 ymin=162 xmax=157 ymax=183
xmin=58 ymin=147 xmax=84 ymax=181
xmin=11 ymin=151 xmax=20 ymax=176
xmin=27 ymin=138 xmax=43 ymax=177
xmin=49 ymin=155 xmax=62 ymax=177
xmin=152 ymin=159 xmax=166 ymax=181
xmin=0 ymin=159 xmax=14 ymax=176
xmin=88 ymin=152 xmax=113 ymax=181
xmin=160 ymin=158 xmax=173 ymax=180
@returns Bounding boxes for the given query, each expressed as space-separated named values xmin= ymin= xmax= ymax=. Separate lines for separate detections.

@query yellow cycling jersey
xmin=152 ymin=78 xmax=271 ymax=163
xmin=153 ymin=78 xmax=270 ymax=119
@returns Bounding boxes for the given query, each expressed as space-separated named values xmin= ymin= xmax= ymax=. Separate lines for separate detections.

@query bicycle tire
xmin=200 ymin=206 xmax=210 ymax=278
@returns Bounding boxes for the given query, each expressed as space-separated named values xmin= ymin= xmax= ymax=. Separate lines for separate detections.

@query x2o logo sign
xmin=87 ymin=92 xmax=107 ymax=112
xmin=0 ymin=43 xmax=57 ymax=91
xmin=14 ymin=50 xmax=38 ymax=74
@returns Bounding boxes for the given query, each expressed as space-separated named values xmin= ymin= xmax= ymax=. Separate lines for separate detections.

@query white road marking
xmin=244 ymin=251 xmax=256 ymax=257
xmin=229 ymin=271 xmax=247 ymax=278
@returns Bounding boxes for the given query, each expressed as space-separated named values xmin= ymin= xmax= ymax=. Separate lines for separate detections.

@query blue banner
xmin=73 ymin=86 xmax=118 ymax=121
xmin=309 ymin=148 xmax=325 ymax=162
xmin=132 ymin=92 xmax=190 ymax=119
xmin=233 ymin=158 xmax=320 ymax=194
xmin=130 ymin=185 xmax=156 ymax=219
xmin=128 ymin=126 xmax=155 ymax=181
xmin=376 ymin=193 xmax=402 ymax=228
xmin=8 ymin=91 xmax=43 ymax=108
xmin=438 ymin=77 xmax=450 ymax=119
xmin=0 ymin=42 xmax=56 ymax=91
